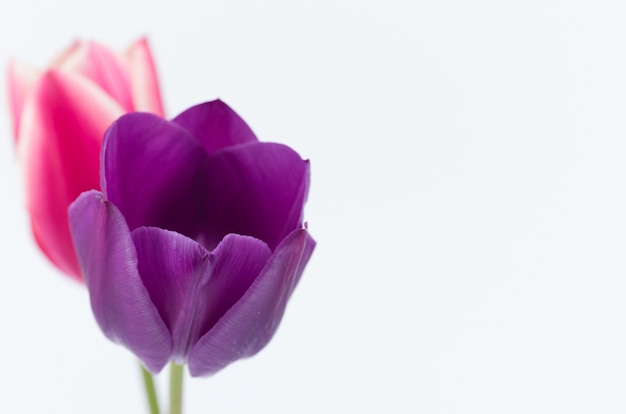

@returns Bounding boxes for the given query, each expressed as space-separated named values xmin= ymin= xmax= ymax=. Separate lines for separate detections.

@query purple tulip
xmin=68 ymin=100 xmax=315 ymax=376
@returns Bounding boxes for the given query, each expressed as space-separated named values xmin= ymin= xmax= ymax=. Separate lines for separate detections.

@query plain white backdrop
xmin=3 ymin=0 xmax=626 ymax=412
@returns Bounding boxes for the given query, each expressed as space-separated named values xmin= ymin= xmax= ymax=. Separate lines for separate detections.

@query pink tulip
xmin=8 ymin=38 xmax=165 ymax=281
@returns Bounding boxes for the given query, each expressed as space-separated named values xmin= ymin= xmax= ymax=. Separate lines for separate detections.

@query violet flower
xmin=68 ymin=100 xmax=315 ymax=376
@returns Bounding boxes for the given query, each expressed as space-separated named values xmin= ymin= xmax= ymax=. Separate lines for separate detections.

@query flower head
xmin=8 ymin=38 xmax=164 ymax=279
xmin=68 ymin=100 xmax=315 ymax=376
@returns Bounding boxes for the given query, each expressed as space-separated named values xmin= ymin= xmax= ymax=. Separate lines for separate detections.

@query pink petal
xmin=49 ymin=40 xmax=81 ymax=68
xmin=58 ymin=41 xmax=134 ymax=111
xmin=18 ymin=70 xmax=125 ymax=279
xmin=7 ymin=60 xmax=41 ymax=142
xmin=69 ymin=191 xmax=172 ymax=372
xmin=126 ymin=37 xmax=165 ymax=117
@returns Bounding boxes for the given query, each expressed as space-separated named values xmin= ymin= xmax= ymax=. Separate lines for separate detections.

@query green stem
xmin=169 ymin=363 xmax=184 ymax=414
xmin=140 ymin=364 xmax=161 ymax=414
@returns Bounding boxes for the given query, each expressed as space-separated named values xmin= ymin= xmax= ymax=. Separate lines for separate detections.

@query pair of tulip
xmin=9 ymin=39 xmax=315 ymax=376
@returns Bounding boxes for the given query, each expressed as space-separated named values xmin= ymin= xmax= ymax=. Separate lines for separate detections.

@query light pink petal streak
xmin=126 ymin=38 xmax=165 ymax=117
xmin=7 ymin=60 xmax=41 ymax=142
xmin=58 ymin=41 xmax=134 ymax=111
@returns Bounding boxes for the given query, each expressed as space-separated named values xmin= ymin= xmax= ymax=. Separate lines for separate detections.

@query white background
xmin=2 ymin=1 xmax=626 ymax=413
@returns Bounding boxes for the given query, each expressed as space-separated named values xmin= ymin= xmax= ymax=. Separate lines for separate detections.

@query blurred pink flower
xmin=7 ymin=38 xmax=164 ymax=280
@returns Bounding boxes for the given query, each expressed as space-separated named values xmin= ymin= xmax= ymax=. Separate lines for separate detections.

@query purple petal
xmin=188 ymin=229 xmax=316 ymax=377
xmin=132 ymin=227 xmax=210 ymax=362
xmin=68 ymin=190 xmax=172 ymax=373
xmin=133 ymin=229 xmax=271 ymax=362
xmin=199 ymin=142 xmax=310 ymax=251
xmin=172 ymin=100 xmax=258 ymax=155
xmin=102 ymin=113 xmax=207 ymax=237
xmin=192 ymin=234 xmax=272 ymax=347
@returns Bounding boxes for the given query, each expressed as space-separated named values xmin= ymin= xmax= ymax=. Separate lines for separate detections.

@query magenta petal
xmin=103 ymin=112 xmax=207 ymax=237
xmin=68 ymin=191 xmax=172 ymax=372
xmin=172 ymin=100 xmax=258 ymax=155
xmin=200 ymin=142 xmax=310 ymax=250
xmin=19 ymin=70 xmax=124 ymax=279
xmin=188 ymin=229 xmax=315 ymax=377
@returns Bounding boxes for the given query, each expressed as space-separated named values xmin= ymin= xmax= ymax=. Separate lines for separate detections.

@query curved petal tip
xmin=126 ymin=37 xmax=165 ymax=116
xmin=69 ymin=190 xmax=173 ymax=372
xmin=188 ymin=228 xmax=315 ymax=376
xmin=7 ymin=60 xmax=41 ymax=142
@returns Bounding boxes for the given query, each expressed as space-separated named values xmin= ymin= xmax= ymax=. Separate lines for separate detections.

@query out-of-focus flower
xmin=7 ymin=38 xmax=164 ymax=280
xmin=68 ymin=100 xmax=315 ymax=376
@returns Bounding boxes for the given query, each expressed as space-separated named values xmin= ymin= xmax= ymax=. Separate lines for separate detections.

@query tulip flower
xmin=68 ymin=100 xmax=315 ymax=376
xmin=8 ymin=38 xmax=164 ymax=280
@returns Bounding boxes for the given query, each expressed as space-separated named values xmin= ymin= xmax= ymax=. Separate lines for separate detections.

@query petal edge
xmin=188 ymin=229 xmax=315 ymax=376
xmin=172 ymin=100 xmax=257 ymax=155
xmin=69 ymin=190 xmax=172 ymax=372
xmin=126 ymin=38 xmax=165 ymax=116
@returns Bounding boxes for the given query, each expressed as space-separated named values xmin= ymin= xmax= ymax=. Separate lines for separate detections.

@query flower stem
xmin=169 ymin=363 xmax=184 ymax=414
xmin=140 ymin=364 xmax=161 ymax=414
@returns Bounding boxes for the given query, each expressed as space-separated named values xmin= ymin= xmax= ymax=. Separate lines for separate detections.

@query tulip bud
xmin=8 ymin=38 xmax=164 ymax=280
